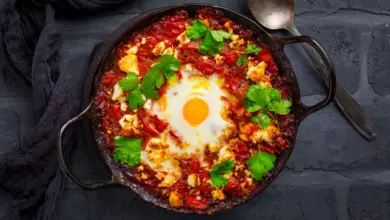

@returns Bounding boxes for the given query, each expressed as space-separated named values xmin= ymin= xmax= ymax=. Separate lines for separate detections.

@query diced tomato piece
xmin=185 ymin=195 xmax=208 ymax=210
xmin=187 ymin=41 xmax=200 ymax=49
xmin=224 ymin=51 xmax=239 ymax=66
xmin=258 ymin=47 xmax=273 ymax=62
xmin=108 ymin=104 xmax=124 ymax=121
xmin=189 ymin=159 xmax=201 ymax=173
xmin=199 ymin=170 xmax=210 ymax=182
xmin=140 ymin=118 xmax=160 ymax=137
xmin=153 ymin=116 xmax=169 ymax=132
xmin=172 ymin=179 xmax=188 ymax=194
xmin=223 ymin=75 xmax=241 ymax=93
xmin=225 ymin=177 xmax=241 ymax=196
xmin=164 ymin=19 xmax=185 ymax=37
xmin=198 ymin=183 xmax=213 ymax=194
xmin=195 ymin=59 xmax=216 ymax=75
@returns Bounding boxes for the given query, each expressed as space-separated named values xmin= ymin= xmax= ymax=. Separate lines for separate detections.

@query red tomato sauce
xmin=94 ymin=8 xmax=295 ymax=211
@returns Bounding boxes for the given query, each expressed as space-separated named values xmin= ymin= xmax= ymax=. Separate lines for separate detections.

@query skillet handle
xmin=277 ymin=35 xmax=336 ymax=122
xmin=57 ymin=101 xmax=115 ymax=190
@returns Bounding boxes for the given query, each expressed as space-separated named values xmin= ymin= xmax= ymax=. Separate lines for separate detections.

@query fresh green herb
xmin=186 ymin=19 xmax=208 ymax=40
xmin=243 ymin=84 xmax=292 ymax=128
xmin=113 ymin=136 xmax=142 ymax=166
xmin=126 ymin=88 xmax=145 ymax=110
xmin=157 ymin=54 xmax=181 ymax=79
xmin=210 ymin=160 xmax=234 ymax=188
xmin=199 ymin=31 xmax=224 ymax=56
xmin=246 ymin=151 xmax=276 ymax=181
xmin=210 ymin=30 xmax=230 ymax=42
xmin=236 ymin=55 xmax=248 ymax=66
xmin=251 ymin=112 xmax=271 ymax=129
xmin=118 ymin=72 xmax=138 ymax=91
xmin=245 ymin=42 xmax=262 ymax=55
xmin=140 ymin=55 xmax=181 ymax=99
xmin=269 ymin=99 xmax=292 ymax=115
xmin=244 ymin=85 xmax=291 ymax=115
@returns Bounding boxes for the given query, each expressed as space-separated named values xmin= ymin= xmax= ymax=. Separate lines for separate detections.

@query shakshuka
xmin=94 ymin=8 xmax=295 ymax=211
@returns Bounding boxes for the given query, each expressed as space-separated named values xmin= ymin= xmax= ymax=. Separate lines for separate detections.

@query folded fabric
xmin=0 ymin=0 xmax=124 ymax=219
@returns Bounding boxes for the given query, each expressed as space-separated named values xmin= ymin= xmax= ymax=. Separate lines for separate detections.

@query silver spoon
xmin=247 ymin=0 xmax=377 ymax=141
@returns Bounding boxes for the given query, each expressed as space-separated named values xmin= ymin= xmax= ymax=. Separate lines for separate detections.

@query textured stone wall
xmin=0 ymin=0 xmax=389 ymax=219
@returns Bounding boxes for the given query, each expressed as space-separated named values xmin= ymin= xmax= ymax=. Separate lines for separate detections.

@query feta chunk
xmin=118 ymin=54 xmax=139 ymax=74
xmin=187 ymin=174 xmax=200 ymax=187
xmin=152 ymin=41 xmax=166 ymax=56
xmin=246 ymin=61 xmax=270 ymax=83
xmin=177 ymin=31 xmax=190 ymax=45
xmin=111 ymin=83 xmax=124 ymax=101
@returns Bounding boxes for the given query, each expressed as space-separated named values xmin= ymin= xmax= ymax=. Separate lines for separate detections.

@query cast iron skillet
xmin=57 ymin=4 xmax=336 ymax=214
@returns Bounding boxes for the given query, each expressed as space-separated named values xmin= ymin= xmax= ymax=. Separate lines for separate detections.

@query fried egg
xmin=140 ymin=64 xmax=235 ymax=186
xmin=152 ymin=64 xmax=230 ymax=150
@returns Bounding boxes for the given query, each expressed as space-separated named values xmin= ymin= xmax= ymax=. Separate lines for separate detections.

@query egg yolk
xmin=183 ymin=97 xmax=209 ymax=126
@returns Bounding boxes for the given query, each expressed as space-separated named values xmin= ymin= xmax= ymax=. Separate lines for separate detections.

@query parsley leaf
xmin=243 ymin=84 xmax=292 ymax=125
xmin=210 ymin=160 xmax=234 ymax=188
xmin=126 ymin=88 xmax=145 ymax=110
xmin=157 ymin=55 xmax=181 ymax=79
xmin=236 ymin=55 xmax=248 ymax=66
xmin=118 ymin=72 xmax=138 ymax=91
xmin=251 ymin=112 xmax=271 ymax=129
xmin=243 ymin=99 xmax=262 ymax=113
xmin=140 ymin=55 xmax=181 ymax=99
xmin=199 ymin=31 xmax=224 ymax=56
xmin=186 ymin=19 xmax=208 ymax=40
xmin=113 ymin=136 xmax=142 ymax=166
xmin=246 ymin=151 xmax=276 ymax=181
xmin=210 ymin=30 xmax=230 ymax=42
xmin=245 ymin=42 xmax=262 ymax=55
xmin=269 ymin=99 xmax=292 ymax=115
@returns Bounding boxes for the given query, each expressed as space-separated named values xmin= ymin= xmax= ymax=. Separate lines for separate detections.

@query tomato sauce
xmin=94 ymin=8 xmax=295 ymax=211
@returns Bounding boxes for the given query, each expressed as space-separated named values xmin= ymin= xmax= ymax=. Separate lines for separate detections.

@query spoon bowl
xmin=247 ymin=0 xmax=294 ymax=30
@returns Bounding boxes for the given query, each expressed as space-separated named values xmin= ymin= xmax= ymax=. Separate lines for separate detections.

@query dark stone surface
xmin=368 ymin=24 xmax=390 ymax=96
xmin=347 ymin=180 xmax=390 ymax=220
xmin=287 ymin=95 xmax=390 ymax=171
xmin=295 ymin=23 xmax=361 ymax=95
xmin=349 ymin=0 xmax=390 ymax=14
xmin=294 ymin=0 xmax=348 ymax=14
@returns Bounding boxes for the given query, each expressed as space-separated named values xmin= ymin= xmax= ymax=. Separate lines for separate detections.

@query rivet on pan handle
xmin=276 ymin=35 xmax=336 ymax=123
xmin=57 ymin=101 xmax=116 ymax=190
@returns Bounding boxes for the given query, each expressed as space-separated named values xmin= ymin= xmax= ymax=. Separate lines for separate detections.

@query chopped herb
xmin=118 ymin=72 xmax=138 ymax=91
xmin=246 ymin=151 xmax=276 ymax=181
xmin=199 ymin=31 xmax=225 ymax=56
xmin=140 ymin=55 xmax=181 ymax=99
xmin=210 ymin=160 xmax=234 ymax=188
xmin=245 ymin=42 xmax=262 ymax=55
xmin=126 ymin=88 xmax=145 ymax=110
xmin=243 ymin=84 xmax=292 ymax=127
xmin=210 ymin=30 xmax=230 ymax=42
xmin=113 ymin=136 xmax=142 ymax=166
xmin=186 ymin=19 xmax=208 ymax=40
xmin=236 ymin=55 xmax=248 ymax=66
xmin=251 ymin=112 xmax=271 ymax=129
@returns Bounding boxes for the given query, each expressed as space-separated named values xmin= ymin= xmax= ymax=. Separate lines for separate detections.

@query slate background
xmin=1 ymin=0 xmax=390 ymax=219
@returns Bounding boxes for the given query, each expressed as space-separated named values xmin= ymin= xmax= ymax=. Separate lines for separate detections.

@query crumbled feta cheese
xmin=118 ymin=54 xmax=139 ymax=74
xmin=177 ymin=31 xmax=190 ymax=45
xmin=187 ymin=174 xmax=200 ymax=187
xmin=111 ymin=83 xmax=124 ymax=101
xmin=152 ymin=41 xmax=166 ymax=56
xmin=120 ymin=102 xmax=128 ymax=112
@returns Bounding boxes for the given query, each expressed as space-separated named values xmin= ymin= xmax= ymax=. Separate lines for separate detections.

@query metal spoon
xmin=247 ymin=0 xmax=377 ymax=140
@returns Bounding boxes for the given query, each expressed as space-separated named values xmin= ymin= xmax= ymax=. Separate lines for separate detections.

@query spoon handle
xmin=285 ymin=24 xmax=377 ymax=141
